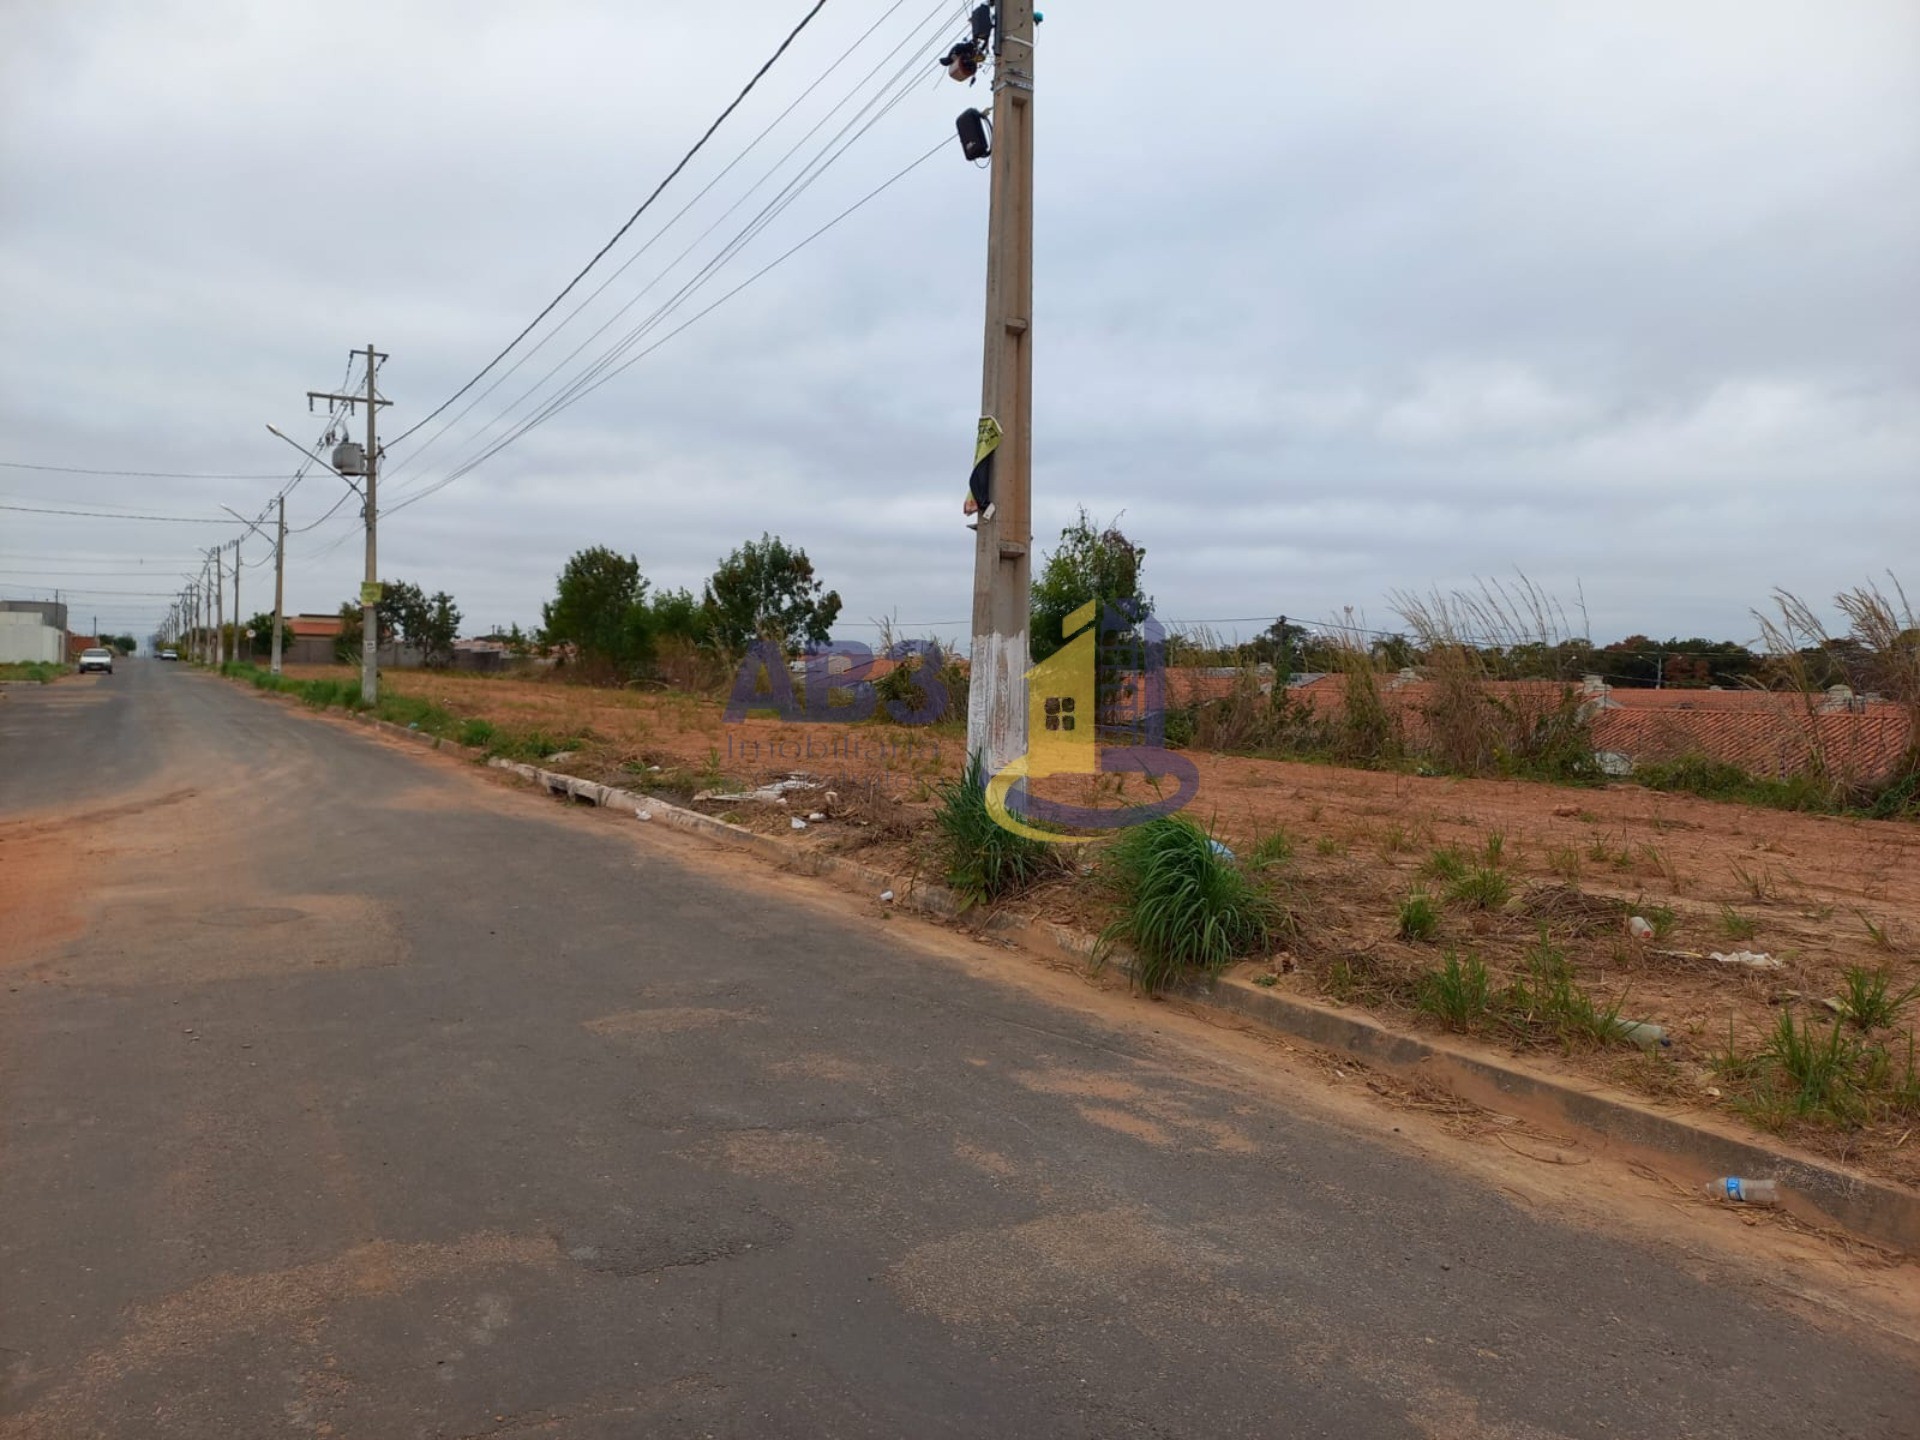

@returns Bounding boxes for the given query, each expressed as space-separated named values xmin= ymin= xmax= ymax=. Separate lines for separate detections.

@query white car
xmin=159 ymin=649 xmax=179 ymax=661
xmin=78 ymin=647 xmax=114 ymax=675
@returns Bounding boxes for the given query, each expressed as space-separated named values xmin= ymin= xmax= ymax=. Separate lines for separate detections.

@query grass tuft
xmin=1246 ymin=827 xmax=1295 ymax=869
xmin=1838 ymin=966 xmax=1920 ymax=1032
xmin=1416 ymin=951 xmax=1492 ymax=1030
xmin=1397 ymin=892 xmax=1441 ymax=942
xmin=1444 ymin=865 xmax=1511 ymax=911
xmin=1097 ymin=816 xmax=1283 ymax=993
xmin=931 ymin=753 xmax=1059 ymax=909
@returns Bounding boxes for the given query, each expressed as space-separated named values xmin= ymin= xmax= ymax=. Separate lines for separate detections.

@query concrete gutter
xmin=246 ymin=691 xmax=1920 ymax=1254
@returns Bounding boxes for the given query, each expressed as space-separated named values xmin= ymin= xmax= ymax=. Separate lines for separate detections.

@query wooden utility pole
xmin=271 ymin=495 xmax=287 ymax=676
xmin=307 ymin=344 xmax=390 ymax=705
xmin=965 ymin=2 xmax=1036 ymax=778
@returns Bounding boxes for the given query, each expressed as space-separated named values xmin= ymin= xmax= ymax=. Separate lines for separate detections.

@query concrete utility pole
xmin=965 ymin=2 xmax=1036 ymax=778
xmin=308 ymin=344 xmax=390 ymax=706
xmin=231 ymin=538 xmax=242 ymax=666
xmin=272 ymin=495 xmax=286 ymax=676
xmin=213 ymin=545 xmax=225 ymax=667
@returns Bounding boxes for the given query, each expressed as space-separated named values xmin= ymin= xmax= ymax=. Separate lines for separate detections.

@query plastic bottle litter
xmin=790 ymin=817 xmax=808 ymax=830
xmin=1208 ymin=839 xmax=1236 ymax=863
xmin=808 ymin=812 xmax=826 ymax=822
xmin=879 ymin=889 xmax=895 ymax=904
xmin=1613 ymin=1019 xmax=1670 ymax=1050
xmin=1627 ymin=916 xmax=1655 ymax=940
xmin=1705 ymin=1177 xmax=1779 ymax=1207
xmin=1710 ymin=950 xmax=1782 ymax=970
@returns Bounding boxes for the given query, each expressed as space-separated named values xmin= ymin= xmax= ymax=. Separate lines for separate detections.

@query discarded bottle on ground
xmin=1613 ymin=1019 xmax=1670 ymax=1050
xmin=1705 ymin=1177 xmax=1779 ymax=1207
xmin=1627 ymin=916 xmax=1655 ymax=940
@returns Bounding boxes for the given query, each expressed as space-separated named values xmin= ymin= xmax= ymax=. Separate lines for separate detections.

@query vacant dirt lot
xmin=295 ymin=665 xmax=1920 ymax=1188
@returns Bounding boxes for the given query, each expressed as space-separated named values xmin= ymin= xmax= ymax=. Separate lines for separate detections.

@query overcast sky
xmin=3 ymin=0 xmax=1915 ymax=648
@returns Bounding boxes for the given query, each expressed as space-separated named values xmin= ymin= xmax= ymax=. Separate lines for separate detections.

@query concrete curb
xmin=229 ymin=681 xmax=1920 ymax=1253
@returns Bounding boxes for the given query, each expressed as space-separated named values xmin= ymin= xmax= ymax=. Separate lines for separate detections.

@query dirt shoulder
xmin=287 ymin=665 xmax=1920 ymax=1192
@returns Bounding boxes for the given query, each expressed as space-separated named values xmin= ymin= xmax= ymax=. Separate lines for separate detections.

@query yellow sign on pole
xmin=974 ymin=415 xmax=1003 ymax=466
xmin=360 ymin=582 xmax=383 ymax=606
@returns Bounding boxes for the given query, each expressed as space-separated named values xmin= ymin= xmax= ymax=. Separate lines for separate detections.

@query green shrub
xmin=1097 ymin=815 xmax=1282 ymax=993
xmin=932 ymin=753 xmax=1059 ymax=909
xmin=0 ymin=662 xmax=64 ymax=684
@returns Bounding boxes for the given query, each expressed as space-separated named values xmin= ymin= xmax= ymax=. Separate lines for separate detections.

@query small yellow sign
xmin=974 ymin=415 xmax=1003 ymax=466
xmin=360 ymin=582 xmax=384 ymax=606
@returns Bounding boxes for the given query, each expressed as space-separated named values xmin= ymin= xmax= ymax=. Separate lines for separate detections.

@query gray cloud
xmin=2 ymin=0 xmax=1914 ymax=645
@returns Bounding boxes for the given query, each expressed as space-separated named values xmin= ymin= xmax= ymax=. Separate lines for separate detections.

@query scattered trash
xmin=1816 ymin=996 xmax=1848 ymax=1018
xmin=807 ymin=812 xmax=826 ymax=822
xmin=1627 ymin=916 xmax=1655 ymax=940
xmin=635 ymin=810 xmax=652 ymax=822
xmin=1208 ymin=839 xmax=1236 ymax=863
xmin=879 ymin=889 xmax=895 ymax=904
xmin=647 ymin=765 xmax=662 ymax=772
xmin=1710 ymin=950 xmax=1782 ymax=971
xmin=1703 ymin=1086 xmax=1722 ymax=1099
xmin=696 ymin=778 xmax=819 ymax=805
xmin=1705 ymin=1177 xmax=1779 ymax=1207
xmin=1613 ymin=1019 xmax=1670 ymax=1050
xmin=790 ymin=817 xmax=808 ymax=830
xmin=824 ymin=790 xmax=840 ymax=809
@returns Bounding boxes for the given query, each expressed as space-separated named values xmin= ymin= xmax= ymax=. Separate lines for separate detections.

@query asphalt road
xmin=0 ymin=661 xmax=1912 ymax=1438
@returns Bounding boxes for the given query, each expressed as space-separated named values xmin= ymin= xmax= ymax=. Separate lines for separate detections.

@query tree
xmin=1029 ymin=509 xmax=1149 ymax=663
xmin=384 ymin=581 xmax=462 ymax=666
xmin=702 ymin=534 xmax=841 ymax=656
xmin=541 ymin=547 xmax=654 ymax=675
xmin=648 ymin=586 xmax=705 ymax=646
xmin=241 ymin=611 xmax=286 ymax=661
xmin=335 ymin=595 xmax=397 ymax=662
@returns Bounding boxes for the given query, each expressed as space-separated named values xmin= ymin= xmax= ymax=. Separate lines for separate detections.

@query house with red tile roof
xmin=285 ymin=613 xmax=344 ymax=666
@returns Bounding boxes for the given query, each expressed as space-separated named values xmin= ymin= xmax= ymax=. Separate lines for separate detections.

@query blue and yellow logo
xmin=985 ymin=600 xmax=1199 ymax=842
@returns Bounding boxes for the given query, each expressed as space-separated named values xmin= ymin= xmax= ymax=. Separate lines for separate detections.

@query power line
xmin=385 ymin=132 xmax=951 ymax=518
xmin=385 ymin=0 xmax=832 ymax=451
xmin=0 ymin=502 xmax=231 ymax=524
xmin=379 ymin=0 xmax=953 ymax=495
xmin=0 ymin=461 xmax=288 ymax=480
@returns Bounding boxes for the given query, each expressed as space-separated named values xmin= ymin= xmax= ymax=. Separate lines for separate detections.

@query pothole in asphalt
xmin=199 ymin=906 xmax=307 ymax=927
